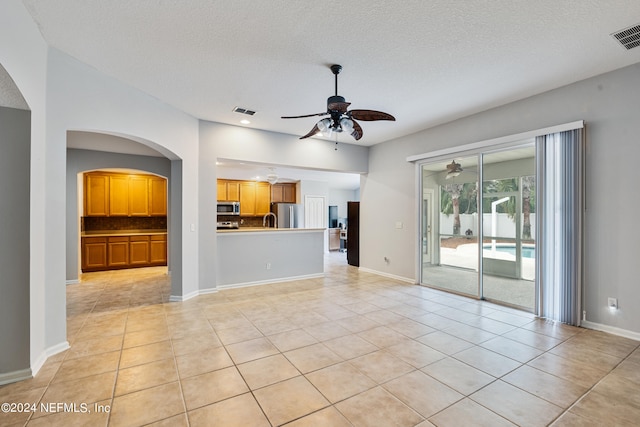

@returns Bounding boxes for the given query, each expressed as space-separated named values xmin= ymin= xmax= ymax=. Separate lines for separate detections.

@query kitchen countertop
xmin=82 ymin=229 xmax=167 ymax=237
xmin=217 ymin=227 xmax=325 ymax=233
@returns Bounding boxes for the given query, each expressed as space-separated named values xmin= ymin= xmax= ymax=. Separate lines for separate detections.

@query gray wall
xmin=362 ymin=63 xmax=640 ymax=334
xmin=0 ymin=106 xmax=30 ymax=374
xmin=66 ymin=148 xmax=171 ymax=282
xmin=328 ymin=188 xmax=359 ymax=219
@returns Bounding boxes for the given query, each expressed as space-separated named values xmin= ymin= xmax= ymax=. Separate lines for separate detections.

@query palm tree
xmin=521 ymin=176 xmax=535 ymax=239
xmin=443 ymin=183 xmax=463 ymax=235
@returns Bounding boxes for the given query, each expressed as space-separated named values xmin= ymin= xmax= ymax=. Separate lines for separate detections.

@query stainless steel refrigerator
xmin=272 ymin=203 xmax=303 ymax=228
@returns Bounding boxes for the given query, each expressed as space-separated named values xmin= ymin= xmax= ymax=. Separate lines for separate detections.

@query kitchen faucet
xmin=262 ymin=212 xmax=277 ymax=228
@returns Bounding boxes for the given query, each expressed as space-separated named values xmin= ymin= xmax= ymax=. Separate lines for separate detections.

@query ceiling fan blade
xmin=281 ymin=112 xmax=328 ymax=119
xmin=327 ymin=101 xmax=351 ymax=113
xmin=349 ymin=109 xmax=396 ymax=121
xmin=299 ymin=124 xmax=320 ymax=139
xmin=351 ymin=119 xmax=363 ymax=141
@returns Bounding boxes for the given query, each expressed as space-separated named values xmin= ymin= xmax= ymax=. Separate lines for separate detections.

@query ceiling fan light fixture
xmin=446 ymin=160 xmax=463 ymax=179
xmin=317 ymin=118 xmax=333 ymax=137
xmin=339 ymin=117 xmax=354 ymax=134
xmin=266 ymin=173 xmax=278 ymax=184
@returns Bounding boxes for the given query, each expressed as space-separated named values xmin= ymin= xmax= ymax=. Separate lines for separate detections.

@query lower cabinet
xmin=129 ymin=235 xmax=150 ymax=266
xmin=82 ymin=234 xmax=167 ymax=272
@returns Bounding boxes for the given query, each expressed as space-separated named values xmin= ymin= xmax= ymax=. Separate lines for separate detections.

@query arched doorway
xmin=0 ymin=63 xmax=31 ymax=384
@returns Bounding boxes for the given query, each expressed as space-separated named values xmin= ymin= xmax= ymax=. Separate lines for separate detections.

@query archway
xmin=0 ymin=64 xmax=31 ymax=384
xmin=66 ymin=131 xmax=183 ymax=298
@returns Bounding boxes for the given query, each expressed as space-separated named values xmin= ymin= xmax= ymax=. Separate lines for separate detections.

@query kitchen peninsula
xmin=216 ymin=227 xmax=325 ymax=288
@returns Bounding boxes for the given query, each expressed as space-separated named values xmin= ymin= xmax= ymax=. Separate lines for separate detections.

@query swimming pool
xmin=483 ymin=244 xmax=536 ymax=259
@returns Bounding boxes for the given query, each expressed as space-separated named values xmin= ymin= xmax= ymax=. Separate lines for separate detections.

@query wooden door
xmin=109 ymin=175 xmax=129 ymax=216
xmin=85 ymin=174 xmax=109 ymax=216
xmin=149 ymin=176 xmax=167 ymax=216
xmin=129 ymin=176 xmax=150 ymax=216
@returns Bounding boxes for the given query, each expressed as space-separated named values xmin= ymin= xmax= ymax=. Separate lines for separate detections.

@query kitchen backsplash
xmin=217 ymin=215 xmax=265 ymax=227
xmin=83 ymin=216 xmax=167 ymax=231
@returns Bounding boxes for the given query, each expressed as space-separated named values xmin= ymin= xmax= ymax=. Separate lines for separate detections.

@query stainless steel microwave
xmin=217 ymin=201 xmax=240 ymax=215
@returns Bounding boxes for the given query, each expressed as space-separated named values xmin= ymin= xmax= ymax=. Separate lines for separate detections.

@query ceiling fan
xmin=281 ymin=64 xmax=395 ymax=141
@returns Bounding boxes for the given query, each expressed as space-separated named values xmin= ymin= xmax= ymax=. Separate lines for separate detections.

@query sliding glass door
xmin=481 ymin=148 xmax=536 ymax=310
xmin=420 ymin=144 xmax=536 ymax=311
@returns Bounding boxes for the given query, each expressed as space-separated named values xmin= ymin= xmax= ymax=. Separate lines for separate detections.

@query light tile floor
xmin=2 ymin=252 xmax=639 ymax=426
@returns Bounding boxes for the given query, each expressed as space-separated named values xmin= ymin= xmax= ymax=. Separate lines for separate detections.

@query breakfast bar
xmin=216 ymin=228 xmax=325 ymax=288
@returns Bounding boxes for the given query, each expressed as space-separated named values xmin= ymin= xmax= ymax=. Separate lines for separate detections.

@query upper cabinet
xmin=271 ymin=183 xmax=297 ymax=203
xmin=85 ymin=174 xmax=110 ymax=216
xmin=84 ymin=172 xmax=167 ymax=217
xmin=217 ymin=179 xmax=240 ymax=202
xmin=239 ymin=181 xmax=271 ymax=216
xmin=217 ymin=179 xmax=297 ymax=216
xmin=149 ymin=176 xmax=168 ymax=216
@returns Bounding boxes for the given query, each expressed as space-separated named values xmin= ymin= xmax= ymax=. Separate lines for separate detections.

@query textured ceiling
xmin=0 ymin=64 xmax=29 ymax=110
xmin=17 ymin=0 xmax=640 ymax=146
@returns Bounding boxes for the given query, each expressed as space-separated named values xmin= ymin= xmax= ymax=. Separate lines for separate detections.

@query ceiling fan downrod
xmin=330 ymin=64 xmax=342 ymax=96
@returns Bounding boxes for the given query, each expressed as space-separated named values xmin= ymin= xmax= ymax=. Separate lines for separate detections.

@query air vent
xmin=232 ymin=106 xmax=256 ymax=115
xmin=611 ymin=24 xmax=640 ymax=50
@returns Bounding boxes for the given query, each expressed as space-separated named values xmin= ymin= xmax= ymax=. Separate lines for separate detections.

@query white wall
xmin=328 ymin=188 xmax=359 ymax=219
xmin=1 ymin=0 xmax=202 ymax=379
xmin=363 ymin=63 xmax=640 ymax=335
xmin=1 ymin=0 xmax=52 ymax=378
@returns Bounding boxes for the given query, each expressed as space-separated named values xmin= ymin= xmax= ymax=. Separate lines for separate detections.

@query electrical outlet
xmin=608 ymin=297 xmax=618 ymax=309
xmin=266 ymin=263 xmax=271 ymax=270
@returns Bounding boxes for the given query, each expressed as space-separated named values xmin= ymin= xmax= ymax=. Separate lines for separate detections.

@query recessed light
xmin=240 ymin=119 xmax=251 ymax=125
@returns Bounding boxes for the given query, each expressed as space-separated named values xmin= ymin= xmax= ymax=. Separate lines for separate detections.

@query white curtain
xmin=536 ymin=129 xmax=584 ymax=325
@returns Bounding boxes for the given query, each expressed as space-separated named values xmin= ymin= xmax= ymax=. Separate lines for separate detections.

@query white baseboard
xmin=198 ymin=287 xmax=219 ymax=295
xmin=358 ymin=267 xmax=416 ymax=284
xmin=66 ymin=279 xmax=80 ymax=285
xmin=0 ymin=368 xmax=32 ymax=386
xmin=217 ymin=273 xmax=325 ymax=290
xmin=581 ymin=320 xmax=640 ymax=341
xmin=1 ymin=341 xmax=70 ymax=386
xmin=169 ymin=289 xmax=199 ymax=302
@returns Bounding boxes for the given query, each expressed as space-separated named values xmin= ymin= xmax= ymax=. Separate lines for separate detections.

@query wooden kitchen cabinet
xmin=128 ymin=176 xmax=150 ymax=216
xmin=240 ymin=181 xmax=271 ymax=216
xmin=82 ymin=237 xmax=107 ymax=270
xmin=150 ymin=235 xmax=167 ymax=265
xmin=239 ymin=181 xmax=256 ymax=215
xmin=271 ymin=183 xmax=296 ymax=203
xmin=255 ymin=182 xmax=271 ymax=215
xmin=108 ymin=175 xmax=130 ymax=216
xmin=149 ymin=176 xmax=168 ymax=216
xmin=82 ymin=233 xmax=167 ymax=272
xmin=84 ymin=172 xmax=167 ymax=217
xmin=129 ymin=235 xmax=150 ymax=266
xmin=217 ymin=179 xmax=240 ymax=202
xmin=85 ymin=174 xmax=110 ymax=216
xmin=328 ymin=228 xmax=340 ymax=251
xmin=107 ymin=236 xmax=129 ymax=267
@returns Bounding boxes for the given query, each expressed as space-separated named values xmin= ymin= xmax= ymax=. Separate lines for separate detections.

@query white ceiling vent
xmin=232 ymin=106 xmax=256 ymax=115
xmin=611 ymin=24 xmax=640 ymax=50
